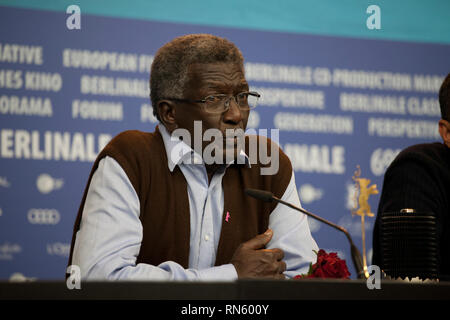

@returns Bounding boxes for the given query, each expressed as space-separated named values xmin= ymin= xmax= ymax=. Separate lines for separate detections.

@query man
xmin=372 ymin=73 xmax=450 ymax=279
xmin=68 ymin=34 xmax=318 ymax=281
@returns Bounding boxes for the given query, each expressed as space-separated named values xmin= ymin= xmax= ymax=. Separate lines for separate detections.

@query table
xmin=1 ymin=278 xmax=449 ymax=300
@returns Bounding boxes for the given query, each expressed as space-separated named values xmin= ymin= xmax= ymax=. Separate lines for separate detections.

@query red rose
xmin=294 ymin=249 xmax=351 ymax=279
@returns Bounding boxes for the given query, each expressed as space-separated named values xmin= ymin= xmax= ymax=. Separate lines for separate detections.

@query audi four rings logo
xmin=27 ymin=209 xmax=60 ymax=225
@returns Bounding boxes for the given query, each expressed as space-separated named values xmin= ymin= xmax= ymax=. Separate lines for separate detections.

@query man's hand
xmin=230 ymin=229 xmax=286 ymax=279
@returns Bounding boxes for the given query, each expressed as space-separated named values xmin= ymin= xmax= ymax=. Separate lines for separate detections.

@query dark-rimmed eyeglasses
xmin=161 ymin=91 xmax=260 ymax=114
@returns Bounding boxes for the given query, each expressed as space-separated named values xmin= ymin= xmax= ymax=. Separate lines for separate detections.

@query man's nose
xmin=223 ymin=97 xmax=242 ymax=124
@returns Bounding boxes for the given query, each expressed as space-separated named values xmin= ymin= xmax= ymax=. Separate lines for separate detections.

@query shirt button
xmin=204 ymin=234 xmax=210 ymax=241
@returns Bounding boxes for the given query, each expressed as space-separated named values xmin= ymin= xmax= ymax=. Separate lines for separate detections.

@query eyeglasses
xmin=163 ymin=91 xmax=260 ymax=114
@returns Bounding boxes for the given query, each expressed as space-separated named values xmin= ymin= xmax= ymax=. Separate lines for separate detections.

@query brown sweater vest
xmin=68 ymin=126 xmax=292 ymax=269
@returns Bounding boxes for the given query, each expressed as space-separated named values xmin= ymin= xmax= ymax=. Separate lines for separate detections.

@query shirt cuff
xmin=198 ymin=264 xmax=238 ymax=281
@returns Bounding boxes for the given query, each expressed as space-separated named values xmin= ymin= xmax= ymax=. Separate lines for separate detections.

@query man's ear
xmin=157 ymin=100 xmax=177 ymax=133
xmin=438 ymin=119 xmax=450 ymax=148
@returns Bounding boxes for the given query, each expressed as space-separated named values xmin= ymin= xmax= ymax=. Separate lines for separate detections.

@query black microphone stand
xmin=245 ymin=189 xmax=366 ymax=279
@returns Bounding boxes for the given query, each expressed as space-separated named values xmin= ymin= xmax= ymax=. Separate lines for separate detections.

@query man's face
xmin=439 ymin=119 xmax=450 ymax=148
xmin=173 ymin=62 xmax=250 ymax=162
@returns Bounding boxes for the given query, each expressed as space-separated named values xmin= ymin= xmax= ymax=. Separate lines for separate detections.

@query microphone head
xmin=244 ymin=188 xmax=274 ymax=202
xmin=379 ymin=210 xmax=439 ymax=280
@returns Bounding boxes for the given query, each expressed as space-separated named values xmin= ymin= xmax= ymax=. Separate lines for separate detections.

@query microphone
xmin=245 ymin=188 xmax=366 ymax=279
xmin=379 ymin=209 xmax=439 ymax=280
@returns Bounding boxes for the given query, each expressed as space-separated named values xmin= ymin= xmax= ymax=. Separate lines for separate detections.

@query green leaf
xmin=307 ymin=262 xmax=313 ymax=275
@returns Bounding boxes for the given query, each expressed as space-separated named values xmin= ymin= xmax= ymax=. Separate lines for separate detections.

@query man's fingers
xmin=272 ymin=260 xmax=286 ymax=274
xmin=264 ymin=254 xmax=286 ymax=278
xmin=278 ymin=261 xmax=287 ymax=274
xmin=243 ymin=229 xmax=273 ymax=250
xmin=273 ymin=248 xmax=285 ymax=261
xmin=232 ymin=229 xmax=288 ymax=280
xmin=275 ymin=273 xmax=286 ymax=280
xmin=262 ymin=248 xmax=284 ymax=261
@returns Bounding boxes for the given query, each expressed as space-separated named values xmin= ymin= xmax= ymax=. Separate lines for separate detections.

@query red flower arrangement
xmin=294 ymin=249 xmax=351 ymax=279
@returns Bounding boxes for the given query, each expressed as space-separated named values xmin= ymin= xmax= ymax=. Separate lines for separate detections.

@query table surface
xmin=1 ymin=278 xmax=450 ymax=300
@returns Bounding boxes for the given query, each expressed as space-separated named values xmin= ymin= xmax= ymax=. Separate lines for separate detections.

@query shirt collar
xmin=158 ymin=124 xmax=250 ymax=172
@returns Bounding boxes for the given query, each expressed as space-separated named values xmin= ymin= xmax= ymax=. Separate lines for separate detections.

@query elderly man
xmin=68 ymin=34 xmax=318 ymax=280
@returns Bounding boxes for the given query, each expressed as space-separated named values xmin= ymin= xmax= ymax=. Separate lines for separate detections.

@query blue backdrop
xmin=1 ymin=5 xmax=449 ymax=280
